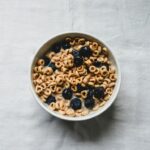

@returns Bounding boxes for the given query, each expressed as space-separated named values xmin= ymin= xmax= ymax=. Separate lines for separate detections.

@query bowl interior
xmin=30 ymin=33 xmax=121 ymax=121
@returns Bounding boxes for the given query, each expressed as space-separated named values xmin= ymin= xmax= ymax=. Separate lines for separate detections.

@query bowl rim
xmin=29 ymin=32 xmax=121 ymax=121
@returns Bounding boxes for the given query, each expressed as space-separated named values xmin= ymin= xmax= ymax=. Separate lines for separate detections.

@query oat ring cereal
xmin=32 ymin=37 xmax=117 ymax=117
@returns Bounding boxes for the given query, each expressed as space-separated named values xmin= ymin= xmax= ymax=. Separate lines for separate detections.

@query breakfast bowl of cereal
xmin=30 ymin=32 xmax=121 ymax=121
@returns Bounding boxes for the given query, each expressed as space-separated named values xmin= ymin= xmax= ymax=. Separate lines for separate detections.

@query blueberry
xmin=72 ymin=50 xmax=80 ymax=57
xmin=93 ymin=61 xmax=102 ymax=67
xmin=62 ymin=88 xmax=73 ymax=99
xmin=70 ymin=98 xmax=82 ymax=110
xmin=48 ymin=62 xmax=57 ymax=71
xmin=77 ymin=84 xmax=86 ymax=92
xmin=79 ymin=46 xmax=92 ymax=58
xmin=87 ymin=89 xmax=94 ymax=98
xmin=51 ymin=43 xmax=61 ymax=53
xmin=87 ymin=85 xmax=95 ymax=91
xmin=74 ymin=56 xmax=83 ymax=67
xmin=61 ymin=41 xmax=71 ymax=49
xmin=84 ymin=98 xmax=95 ymax=108
xmin=93 ymin=61 xmax=109 ymax=70
xmin=42 ymin=56 xmax=50 ymax=66
xmin=94 ymin=87 xmax=105 ymax=99
xmin=45 ymin=95 xmax=56 ymax=104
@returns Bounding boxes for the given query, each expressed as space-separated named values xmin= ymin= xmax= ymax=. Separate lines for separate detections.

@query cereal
xmin=32 ymin=37 xmax=117 ymax=117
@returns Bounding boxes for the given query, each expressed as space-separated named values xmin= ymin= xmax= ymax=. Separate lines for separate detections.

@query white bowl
xmin=30 ymin=32 xmax=121 ymax=121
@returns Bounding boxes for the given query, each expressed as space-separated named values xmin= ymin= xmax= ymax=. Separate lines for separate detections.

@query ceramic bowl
xmin=30 ymin=32 xmax=121 ymax=121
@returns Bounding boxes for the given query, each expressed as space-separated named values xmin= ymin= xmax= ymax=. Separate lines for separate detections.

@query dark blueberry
xmin=87 ymin=85 xmax=95 ymax=91
xmin=94 ymin=87 xmax=105 ymax=99
xmin=77 ymin=84 xmax=86 ymax=92
xmin=74 ymin=56 xmax=83 ymax=67
xmin=93 ymin=61 xmax=102 ymax=67
xmin=61 ymin=41 xmax=71 ymax=49
xmin=51 ymin=43 xmax=61 ymax=53
xmin=79 ymin=46 xmax=92 ymax=58
xmin=48 ymin=62 xmax=57 ymax=71
xmin=45 ymin=95 xmax=56 ymax=104
xmin=84 ymin=98 xmax=95 ymax=108
xmin=87 ymin=89 xmax=94 ymax=98
xmin=62 ymin=88 xmax=73 ymax=99
xmin=93 ymin=61 xmax=109 ymax=70
xmin=70 ymin=98 xmax=82 ymax=110
xmin=42 ymin=56 xmax=50 ymax=66
xmin=72 ymin=50 xmax=80 ymax=57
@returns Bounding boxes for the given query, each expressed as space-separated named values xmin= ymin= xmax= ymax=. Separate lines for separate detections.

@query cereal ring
xmin=109 ymin=74 xmax=116 ymax=81
xmin=83 ymin=74 xmax=90 ymax=83
xmin=65 ymin=37 xmax=72 ymax=42
xmin=44 ymin=88 xmax=51 ymax=96
xmin=74 ymin=38 xmax=80 ymax=45
xmin=78 ymin=38 xmax=85 ymax=45
xmin=32 ymin=73 xmax=39 ymax=80
xmin=106 ymin=88 xmax=113 ymax=95
xmin=81 ymin=90 xmax=88 ymax=99
xmin=90 ymin=77 xmax=96 ymax=83
xmin=56 ymin=77 xmax=64 ymax=85
xmin=37 ymin=59 xmax=45 ymax=66
xmin=58 ymin=110 xmax=66 ymax=115
xmin=84 ymin=59 xmax=92 ymax=65
xmin=101 ymin=84 xmax=107 ymax=89
xmin=48 ymin=102 xmax=56 ymax=111
xmin=93 ymin=50 xmax=100 ymax=57
xmin=65 ymin=108 xmax=75 ymax=116
xmin=81 ymin=108 xmax=89 ymax=116
xmin=55 ymin=62 xmax=62 ymax=68
xmin=38 ymin=75 xmax=45 ymax=81
xmin=33 ymin=80 xmax=37 ymax=85
xmin=43 ymin=67 xmax=53 ymax=75
xmin=55 ymin=87 xmax=63 ymax=94
xmin=70 ymin=39 xmax=75 ymax=46
xmin=71 ymin=85 xmax=77 ymax=92
xmin=102 ymin=47 xmax=108 ymax=56
xmin=37 ymin=66 xmax=43 ymax=73
xmin=98 ymin=46 xmax=102 ymax=53
xmin=41 ymin=83 xmax=47 ymax=89
xmin=47 ymin=52 xmax=55 ymax=59
xmin=89 ymin=65 xmax=96 ymax=73
xmin=64 ymin=100 xmax=70 ymax=107
xmin=101 ymin=69 xmax=108 ymax=77
xmin=64 ymin=82 xmax=70 ymax=88
xmin=50 ymin=85 xmax=56 ymax=93
xmin=76 ymin=66 xmax=84 ymax=72
xmin=109 ymin=82 xmax=115 ymax=87
xmin=104 ymin=94 xmax=110 ymax=101
xmin=94 ymin=68 xmax=100 ymax=74
xmin=36 ymin=79 xmax=43 ymax=84
xmin=77 ymin=77 xmax=83 ymax=84
xmin=99 ymin=101 xmax=106 ymax=107
xmin=35 ymin=85 xmax=43 ymax=94
xmin=93 ymin=104 xmax=99 ymax=111
xmin=75 ymin=93 xmax=81 ymax=97
xmin=75 ymin=112 xmax=82 ymax=117
xmin=88 ymin=82 xmax=94 ymax=86
xmin=109 ymin=66 xmax=116 ymax=73
xmin=33 ymin=67 xmax=38 ymax=73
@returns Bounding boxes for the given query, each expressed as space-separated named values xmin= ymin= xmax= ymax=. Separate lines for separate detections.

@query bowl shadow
xmin=48 ymin=99 xmax=119 ymax=142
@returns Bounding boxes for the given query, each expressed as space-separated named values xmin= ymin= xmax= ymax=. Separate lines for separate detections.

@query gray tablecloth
xmin=0 ymin=0 xmax=150 ymax=150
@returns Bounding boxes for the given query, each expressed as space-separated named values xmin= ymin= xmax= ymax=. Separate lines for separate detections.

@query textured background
xmin=0 ymin=0 xmax=150 ymax=150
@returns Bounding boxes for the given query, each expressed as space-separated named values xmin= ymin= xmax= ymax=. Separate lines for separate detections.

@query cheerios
xmin=32 ymin=37 xmax=117 ymax=117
